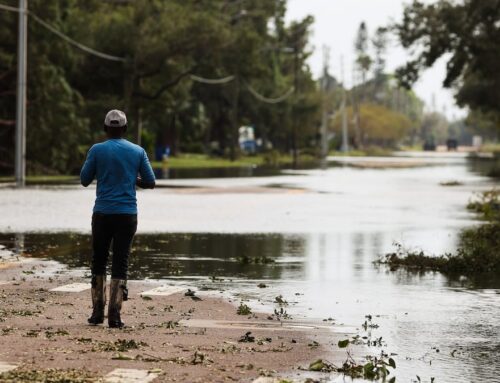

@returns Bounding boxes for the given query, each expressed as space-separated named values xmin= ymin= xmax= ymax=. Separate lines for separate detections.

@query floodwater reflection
xmin=1 ymin=230 xmax=499 ymax=382
xmin=1 ymin=155 xmax=499 ymax=382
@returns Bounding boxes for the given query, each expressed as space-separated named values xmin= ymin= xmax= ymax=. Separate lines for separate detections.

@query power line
xmin=1 ymin=2 xmax=294 ymax=105
xmin=0 ymin=3 xmax=18 ymax=12
xmin=0 ymin=3 xmax=127 ymax=62
xmin=30 ymin=13 xmax=127 ymax=62
xmin=190 ymin=75 xmax=294 ymax=104
xmin=190 ymin=74 xmax=235 ymax=84
xmin=245 ymin=82 xmax=294 ymax=104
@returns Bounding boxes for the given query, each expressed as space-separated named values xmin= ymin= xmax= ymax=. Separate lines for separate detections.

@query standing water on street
xmin=1 ymin=154 xmax=498 ymax=382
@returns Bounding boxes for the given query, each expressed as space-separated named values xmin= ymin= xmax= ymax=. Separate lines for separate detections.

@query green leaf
xmin=338 ymin=339 xmax=350 ymax=348
xmin=112 ymin=353 xmax=134 ymax=360
xmin=388 ymin=357 xmax=396 ymax=369
xmin=309 ymin=359 xmax=325 ymax=371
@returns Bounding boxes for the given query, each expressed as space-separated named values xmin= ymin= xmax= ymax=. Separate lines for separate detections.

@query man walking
xmin=80 ymin=110 xmax=155 ymax=328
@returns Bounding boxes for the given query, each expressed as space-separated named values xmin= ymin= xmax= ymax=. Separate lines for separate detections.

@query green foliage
xmin=308 ymin=352 xmax=396 ymax=380
xmin=332 ymin=103 xmax=412 ymax=147
xmin=338 ymin=339 xmax=350 ymax=348
xmin=236 ymin=303 xmax=252 ymax=315
xmin=465 ymin=110 xmax=499 ymax=142
xmin=381 ymin=191 xmax=500 ymax=275
xmin=394 ymin=0 xmax=500 ymax=121
xmin=466 ymin=189 xmax=500 ymax=221
xmin=0 ymin=0 xmax=321 ymax=174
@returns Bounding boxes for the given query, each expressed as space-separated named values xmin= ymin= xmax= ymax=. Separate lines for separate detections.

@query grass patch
xmin=329 ymin=147 xmax=394 ymax=157
xmin=379 ymin=190 xmax=500 ymax=276
xmin=0 ymin=175 xmax=79 ymax=184
xmin=478 ymin=143 xmax=500 ymax=156
xmin=151 ymin=153 xmax=317 ymax=169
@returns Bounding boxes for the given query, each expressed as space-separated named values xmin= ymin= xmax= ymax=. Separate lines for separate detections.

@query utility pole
xmin=341 ymin=56 xmax=349 ymax=153
xmin=351 ymin=63 xmax=360 ymax=148
xmin=229 ymin=75 xmax=240 ymax=161
xmin=15 ymin=0 xmax=28 ymax=187
xmin=320 ymin=45 xmax=330 ymax=161
xmin=291 ymin=43 xmax=299 ymax=168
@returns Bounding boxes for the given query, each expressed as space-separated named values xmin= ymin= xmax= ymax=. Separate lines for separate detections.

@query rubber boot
xmin=88 ymin=275 xmax=106 ymax=325
xmin=108 ymin=279 xmax=127 ymax=328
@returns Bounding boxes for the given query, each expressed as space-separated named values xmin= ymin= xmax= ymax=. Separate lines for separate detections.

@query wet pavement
xmin=1 ymin=153 xmax=499 ymax=382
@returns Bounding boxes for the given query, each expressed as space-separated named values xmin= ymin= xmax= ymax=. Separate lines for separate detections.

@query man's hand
xmin=136 ymin=177 xmax=155 ymax=189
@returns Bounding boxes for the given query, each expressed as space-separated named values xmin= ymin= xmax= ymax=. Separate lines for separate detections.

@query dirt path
xmin=0 ymin=255 xmax=354 ymax=383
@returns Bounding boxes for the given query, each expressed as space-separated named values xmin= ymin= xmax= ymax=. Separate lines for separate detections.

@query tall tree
xmin=354 ymin=21 xmax=372 ymax=84
xmin=372 ymin=27 xmax=388 ymax=83
xmin=394 ymin=0 xmax=500 ymax=123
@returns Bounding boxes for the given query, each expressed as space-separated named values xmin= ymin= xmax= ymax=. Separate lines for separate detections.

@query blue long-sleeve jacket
xmin=80 ymin=138 xmax=155 ymax=214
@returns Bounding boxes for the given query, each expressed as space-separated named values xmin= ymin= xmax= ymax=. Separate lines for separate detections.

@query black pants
xmin=91 ymin=213 xmax=137 ymax=280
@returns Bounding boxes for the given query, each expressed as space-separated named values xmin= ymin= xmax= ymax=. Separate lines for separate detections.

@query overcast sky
xmin=286 ymin=0 xmax=466 ymax=120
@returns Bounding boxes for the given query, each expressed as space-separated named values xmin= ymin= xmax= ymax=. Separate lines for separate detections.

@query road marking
xmin=0 ymin=281 xmax=10 ymax=286
xmin=105 ymin=368 xmax=158 ymax=383
xmin=179 ymin=318 xmax=347 ymax=333
xmin=0 ymin=361 xmax=18 ymax=373
xmin=253 ymin=378 xmax=284 ymax=383
xmin=50 ymin=283 xmax=90 ymax=292
xmin=140 ymin=285 xmax=185 ymax=297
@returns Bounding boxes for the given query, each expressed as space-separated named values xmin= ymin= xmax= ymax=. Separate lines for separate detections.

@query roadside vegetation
xmin=379 ymin=190 xmax=500 ymax=276
xmin=2 ymin=1 xmax=498 ymax=179
xmin=151 ymin=152 xmax=317 ymax=169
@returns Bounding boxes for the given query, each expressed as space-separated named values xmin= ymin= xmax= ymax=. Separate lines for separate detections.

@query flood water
xmin=1 ymin=153 xmax=499 ymax=383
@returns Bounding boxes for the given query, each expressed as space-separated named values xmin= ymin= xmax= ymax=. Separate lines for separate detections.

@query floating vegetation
xmin=11 ymin=309 xmax=40 ymax=317
xmin=93 ymin=338 xmax=148 ymax=352
xmin=308 ymin=340 xmax=320 ymax=349
xmin=191 ymin=350 xmax=211 ymax=365
xmin=467 ymin=189 xmax=500 ymax=221
xmin=308 ymin=359 xmax=335 ymax=372
xmin=24 ymin=330 xmax=41 ymax=338
xmin=273 ymin=307 xmax=291 ymax=321
xmin=236 ymin=255 xmax=275 ymax=264
xmin=236 ymin=303 xmax=252 ymax=315
xmin=45 ymin=329 xmax=69 ymax=339
xmin=160 ymin=320 xmax=179 ymax=329
xmin=439 ymin=180 xmax=463 ymax=186
xmin=362 ymin=315 xmax=379 ymax=330
xmin=1 ymin=327 xmax=16 ymax=335
xmin=338 ymin=339 xmax=350 ymax=348
xmin=274 ymin=295 xmax=288 ymax=305
xmin=379 ymin=234 xmax=500 ymax=275
xmin=379 ymin=190 xmax=500 ymax=276
xmin=238 ymin=331 xmax=255 ymax=343
xmin=0 ymin=368 xmax=97 ymax=383
xmin=307 ymin=352 xmax=396 ymax=381
xmin=185 ymin=289 xmax=202 ymax=301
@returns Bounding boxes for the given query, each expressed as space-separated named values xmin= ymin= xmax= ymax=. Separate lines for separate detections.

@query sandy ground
xmin=0 ymin=255 xmax=354 ymax=383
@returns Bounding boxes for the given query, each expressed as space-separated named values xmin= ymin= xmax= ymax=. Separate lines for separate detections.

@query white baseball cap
xmin=104 ymin=109 xmax=127 ymax=127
